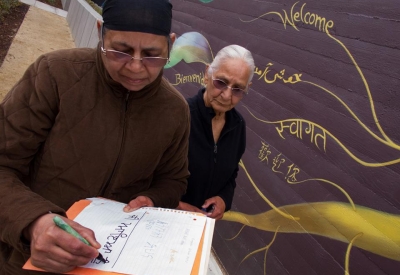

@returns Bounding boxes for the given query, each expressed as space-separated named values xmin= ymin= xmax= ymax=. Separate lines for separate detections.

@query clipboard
xmin=23 ymin=198 xmax=215 ymax=275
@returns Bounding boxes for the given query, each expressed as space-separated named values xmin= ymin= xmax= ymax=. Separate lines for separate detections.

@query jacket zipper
xmin=212 ymin=122 xmax=239 ymax=164
xmin=124 ymin=92 xmax=129 ymax=111
xmin=100 ymin=91 xmax=130 ymax=196
xmin=206 ymin=116 xmax=241 ymax=198
xmin=214 ymin=144 xmax=217 ymax=163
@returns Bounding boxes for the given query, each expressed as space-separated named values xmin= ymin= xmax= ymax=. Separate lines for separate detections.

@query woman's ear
xmin=203 ymin=65 xmax=210 ymax=86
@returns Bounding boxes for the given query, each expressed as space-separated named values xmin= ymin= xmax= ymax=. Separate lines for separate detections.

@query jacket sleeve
xmin=0 ymin=55 xmax=66 ymax=253
xmin=134 ymin=99 xmax=190 ymax=208
xmin=216 ymin=119 xmax=247 ymax=212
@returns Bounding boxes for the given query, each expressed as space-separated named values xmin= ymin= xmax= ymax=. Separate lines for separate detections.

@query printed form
xmin=74 ymin=198 xmax=208 ymax=275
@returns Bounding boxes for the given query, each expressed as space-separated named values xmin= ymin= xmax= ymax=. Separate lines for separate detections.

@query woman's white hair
xmin=208 ymin=44 xmax=255 ymax=84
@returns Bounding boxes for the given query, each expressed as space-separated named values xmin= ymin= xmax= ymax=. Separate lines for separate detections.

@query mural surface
xmin=164 ymin=0 xmax=400 ymax=274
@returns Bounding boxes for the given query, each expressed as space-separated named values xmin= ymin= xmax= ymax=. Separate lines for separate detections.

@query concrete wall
xmin=65 ymin=0 xmax=101 ymax=48
xmin=61 ymin=0 xmax=71 ymax=10
xmin=164 ymin=0 xmax=400 ymax=275
xmin=60 ymin=1 xmax=400 ymax=274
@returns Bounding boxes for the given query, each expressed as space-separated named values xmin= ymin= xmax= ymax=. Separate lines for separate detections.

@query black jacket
xmin=181 ymin=88 xmax=246 ymax=211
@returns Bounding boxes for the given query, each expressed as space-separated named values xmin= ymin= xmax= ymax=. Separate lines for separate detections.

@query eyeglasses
xmin=100 ymin=24 xmax=170 ymax=67
xmin=211 ymin=77 xmax=248 ymax=98
xmin=101 ymin=47 xmax=169 ymax=67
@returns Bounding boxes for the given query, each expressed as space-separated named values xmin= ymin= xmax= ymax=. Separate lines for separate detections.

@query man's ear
xmin=169 ymin=33 xmax=176 ymax=45
xmin=97 ymin=20 xmax=103 ymax=40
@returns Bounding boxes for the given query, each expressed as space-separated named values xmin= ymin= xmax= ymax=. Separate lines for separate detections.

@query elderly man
xmin=0 ymin=0 xmax=190 ymax=274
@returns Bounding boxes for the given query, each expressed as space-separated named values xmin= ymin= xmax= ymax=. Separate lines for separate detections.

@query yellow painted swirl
xmin=223 ymin=202 xmax=400 ymax=261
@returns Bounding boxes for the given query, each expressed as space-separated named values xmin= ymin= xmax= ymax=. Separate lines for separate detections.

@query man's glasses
xmin=212 ymin=77 xmax=248 ymax=98
xmin=100 ymin=24 xmax=169 ymax=67
xmin=100 ymin=47 xmax=169 ymax=67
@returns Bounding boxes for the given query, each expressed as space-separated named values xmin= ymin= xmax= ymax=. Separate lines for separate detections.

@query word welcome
xmin=242 ymin=1 xmax=334 ymax=34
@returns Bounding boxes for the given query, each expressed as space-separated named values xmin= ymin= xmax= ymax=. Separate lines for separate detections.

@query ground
xmin=0 ymin=0 xmax=74 ymax=100
xmin=0 ymin=0 xmax=63 ymax=66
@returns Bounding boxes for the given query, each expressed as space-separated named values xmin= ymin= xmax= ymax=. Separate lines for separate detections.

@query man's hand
xmin=177 ymin=201 xmax=204 ymax=213
xmin=202 ymin=196 xmax=225 ymax=220
xmin=26 ymin=213 xmax=100 ymax=273
xmin=123 ymin=196 xmax=154 ymax=212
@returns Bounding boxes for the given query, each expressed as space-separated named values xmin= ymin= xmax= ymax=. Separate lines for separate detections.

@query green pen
xmin=53 ymin=216 xmax=106 ymax=263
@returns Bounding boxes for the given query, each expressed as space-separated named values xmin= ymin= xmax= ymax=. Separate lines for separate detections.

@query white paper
xmin=198 ymin=217 xmax=215 ymax=275
xmin=73 ymin=198 xmax=208 ymax=275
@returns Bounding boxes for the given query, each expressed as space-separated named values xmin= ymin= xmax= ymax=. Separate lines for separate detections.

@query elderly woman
xmin=178 ymin=45 xmax=255 ymax=220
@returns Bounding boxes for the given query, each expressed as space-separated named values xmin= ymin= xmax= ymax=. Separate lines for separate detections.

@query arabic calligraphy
xmin=255 ymin=63 xmax=302 ymax=84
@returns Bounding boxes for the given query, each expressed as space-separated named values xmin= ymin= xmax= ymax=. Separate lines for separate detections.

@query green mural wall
xmin=163 ymin=0 xmax=400 ymax=274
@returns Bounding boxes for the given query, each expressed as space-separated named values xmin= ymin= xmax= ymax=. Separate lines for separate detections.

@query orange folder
xmin=23 ymin=199 xmax=212 ymax=275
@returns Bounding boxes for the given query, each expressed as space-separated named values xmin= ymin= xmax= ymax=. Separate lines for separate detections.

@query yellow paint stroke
xmin=239 ymin=159 xmax=300 ymax=221
xmin=240 ymin=11 xmax=297 ymax=30
xmin=345 ymin=233 xmax=363 ymax=275
xmin=244 ymin=107 xmax=400 ymax=167
xmin=225 ymin=224 xmax=246 ymax=241
xmin=240 ymin=2 xmax=400 ymax=151
xmin=323 ymin=31 xmax=398 ymax=148
xmin=303 ymin=80 xmax=400 ymax=151
xmin=242 ymin=157 xmax=355 ymax=212
xmin=287 ymin=178 xmax=355 ymax=211
xmin=240 ymin=226 xmax=281 ymax=275
xmin=222 ymin=202 xmax=400 ymax=261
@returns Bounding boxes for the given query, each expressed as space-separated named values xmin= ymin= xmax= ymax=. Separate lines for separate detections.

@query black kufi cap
xmin=102 ymin=0 xmax=172 ymax=36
